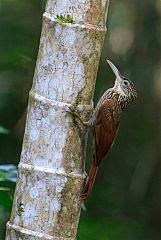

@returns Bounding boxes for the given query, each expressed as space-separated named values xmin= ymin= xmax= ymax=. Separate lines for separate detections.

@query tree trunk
xmin=6 ymin=0 xmax=109 ymax=239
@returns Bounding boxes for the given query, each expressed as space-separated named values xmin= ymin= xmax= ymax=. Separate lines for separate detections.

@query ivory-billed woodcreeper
xmin=69 ymin=60 xmax=137 ymax=200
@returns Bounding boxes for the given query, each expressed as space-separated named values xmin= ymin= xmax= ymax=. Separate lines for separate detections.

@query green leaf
xmin=55 ymin=14 xmax=76 ymax=25
xmin=0 ymin=165 xmax=17 ymax=182
xmin=0 ymin=187 xmax=10 ymax=191
xmin=0 ymin=172 xmax=6 ymax=180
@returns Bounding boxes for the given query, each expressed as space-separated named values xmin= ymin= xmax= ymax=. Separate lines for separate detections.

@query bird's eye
xmin=123 ymin=81 xmax=128 ymax=85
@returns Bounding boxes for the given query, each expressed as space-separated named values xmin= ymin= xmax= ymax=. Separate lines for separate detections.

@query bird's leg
xmin=67 ymin=106 xmax=91 ymax=128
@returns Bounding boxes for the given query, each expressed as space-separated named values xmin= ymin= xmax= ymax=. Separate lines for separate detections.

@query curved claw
xmin=66 ymin=106 xmax=90 ymax=127
xmin=66 ymin=106 xmax=78 ymax=117
xmin=66 ymin=106 xmax=75 ymax=114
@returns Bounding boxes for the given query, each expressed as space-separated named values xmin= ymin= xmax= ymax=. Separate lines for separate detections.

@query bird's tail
xmin=81 ymin=158 xmax=98 ymax=200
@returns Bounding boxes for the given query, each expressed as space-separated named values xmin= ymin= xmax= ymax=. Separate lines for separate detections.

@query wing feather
xmin=94 ymin=99 xmax=119 ymax=166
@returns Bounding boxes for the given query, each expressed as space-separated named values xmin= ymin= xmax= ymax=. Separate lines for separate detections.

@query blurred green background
xmin=0 ymin=0 xmax=161 ymax=239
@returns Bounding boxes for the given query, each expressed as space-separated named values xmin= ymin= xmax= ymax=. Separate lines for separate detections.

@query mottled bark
xmin=6 ymin=0 xmax=109 ymax=239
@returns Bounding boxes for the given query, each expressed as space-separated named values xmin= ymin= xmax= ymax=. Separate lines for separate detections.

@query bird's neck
xmin=118 ymin=94 xmax=131 ymax=110
xmin=111 ymin=87 xmax=130 ymax=110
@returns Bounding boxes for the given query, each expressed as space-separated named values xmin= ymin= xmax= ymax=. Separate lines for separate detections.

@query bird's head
xmin=107 ymin=60 xmax=137 ymax=102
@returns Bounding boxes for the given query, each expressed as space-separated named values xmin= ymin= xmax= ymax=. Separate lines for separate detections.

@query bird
xmin=68 ymin=60 xmax=137 ymax=200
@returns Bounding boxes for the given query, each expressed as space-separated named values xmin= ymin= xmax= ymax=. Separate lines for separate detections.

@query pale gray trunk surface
xmin=5 ymin=0 xmax=109 ymax=239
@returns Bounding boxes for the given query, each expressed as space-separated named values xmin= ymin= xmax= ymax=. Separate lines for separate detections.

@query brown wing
xmin=93 ymin=99 xmax=120 ymax=166
xmin=81 ymin=99 xmax=121 ymax=200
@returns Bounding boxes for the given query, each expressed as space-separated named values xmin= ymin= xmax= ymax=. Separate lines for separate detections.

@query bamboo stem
xmin=5 ymin=1 xmax=109 ymax=239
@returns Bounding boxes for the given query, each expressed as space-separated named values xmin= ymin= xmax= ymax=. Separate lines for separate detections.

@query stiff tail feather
xmin=81 ymin=161 xmax=98 ymax=200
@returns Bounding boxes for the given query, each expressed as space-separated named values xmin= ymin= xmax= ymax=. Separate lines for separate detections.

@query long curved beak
xmin=106 ymin=60 xmax=122 ymax=81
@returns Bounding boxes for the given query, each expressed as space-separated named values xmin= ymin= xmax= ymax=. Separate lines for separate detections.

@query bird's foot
xmin=66 ymin=106 xmax=89 ymax=127
xmin=66 ymin=106 xmax=78 ymax=117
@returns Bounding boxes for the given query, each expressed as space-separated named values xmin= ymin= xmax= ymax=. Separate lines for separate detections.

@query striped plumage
xmin=68 ymin=60 xmax=137 ymax=200
xmin=86 ymin=76 xmax=137 ymax=128
xmin=80 ymin=60 xmax=137 ymax=200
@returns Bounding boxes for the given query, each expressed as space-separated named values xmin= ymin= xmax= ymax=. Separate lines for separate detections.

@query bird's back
xmin=92 ymin=89 xmax=122 ymax=166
